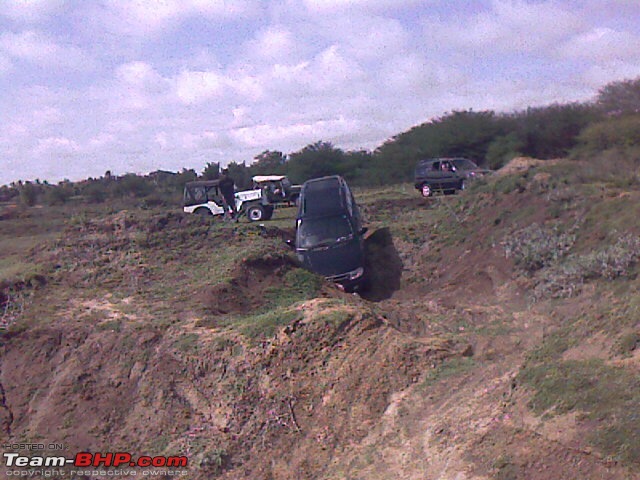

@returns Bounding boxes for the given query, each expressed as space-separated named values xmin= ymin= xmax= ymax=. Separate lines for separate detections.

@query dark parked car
xmin=414 ymin=158 xmax=490 ymax=197
xmin=293 ymin=175 xmax=367 ymax=291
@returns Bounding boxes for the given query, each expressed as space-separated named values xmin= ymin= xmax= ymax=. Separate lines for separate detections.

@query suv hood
xmin=297 ymin=239 xmax=364 ymax=277
xmin=462 ymin=168 xmax=491 ymax=177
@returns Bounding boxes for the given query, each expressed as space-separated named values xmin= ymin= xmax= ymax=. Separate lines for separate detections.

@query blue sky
xmin=1 ymin=0 xmax=639 ymax=186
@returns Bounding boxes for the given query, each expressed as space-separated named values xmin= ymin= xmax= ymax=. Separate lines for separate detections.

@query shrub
xmin=573 ymin=114 xmax=640 ymax=156
xmin=486 ymin=133 xmax=525 ymax=170
xmin=18 ymin=182 xmax=39 ymax=206
xmin=504 ymin=223 xmax=576 ymax=273
xmin=534 ymin=233 xmax=640 ymax=299
xmin=43 ymin=186 xmax=69 ymax=205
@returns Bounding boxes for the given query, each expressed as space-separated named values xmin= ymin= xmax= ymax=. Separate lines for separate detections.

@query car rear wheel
xmin=421 ymin=183 xmax=432 ymax=197
xmin=246 ymin=204 xmax=266 ymax=222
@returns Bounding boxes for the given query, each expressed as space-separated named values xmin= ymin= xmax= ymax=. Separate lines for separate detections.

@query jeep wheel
xmin=246 ymin=204 xmax=266 ymax=222
xmin=195 ymin=207 xmax=212 ymax=216
xmin=421 ymin=184 xmax=432 ymax=197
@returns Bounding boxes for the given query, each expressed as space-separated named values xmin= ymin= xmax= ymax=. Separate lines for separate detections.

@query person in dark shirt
xmin=218 ymin=169 xmax=237 ymax=221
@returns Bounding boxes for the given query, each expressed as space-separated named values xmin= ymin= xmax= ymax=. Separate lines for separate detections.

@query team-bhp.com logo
xmin=4 ymin=452 xmax=188 ymax=468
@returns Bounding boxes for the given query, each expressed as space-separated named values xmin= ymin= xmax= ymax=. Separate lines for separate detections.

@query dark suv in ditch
xmin=414 ymin=157 xmax=490 ymax=197
xmin=294 ymin=175 xmax=367 ymax=291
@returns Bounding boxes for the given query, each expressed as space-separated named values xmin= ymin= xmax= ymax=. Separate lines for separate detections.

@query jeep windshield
xmin=297 ymin=215 xmax=354 ymax=249
xmin=452 ymin=159 xmax=479 ymax=171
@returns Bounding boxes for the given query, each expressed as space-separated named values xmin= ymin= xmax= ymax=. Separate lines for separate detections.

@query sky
xmin=1 ymin=0 xmax=639 ymax=186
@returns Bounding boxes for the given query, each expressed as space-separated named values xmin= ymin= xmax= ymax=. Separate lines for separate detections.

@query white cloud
xmin=100 ymin=0 xmax=261 ymax=36
xmin=379 ymin=53 xmax=458 ymax=92
xmin=0 ymin=30 xmax=90 ymax=68
xmin=250 ymin=27 xmax=296 ymax=60
xmin=88 ymin=132 xmax=117 ymax=149
xmin=0 ymin=53 xmax=13 ymax=75
xmin=2 ymin=0 xmax=640 ymax=186
xmin=230 ymin=115 xmax=357 ymax=148
xmin=582 ymin=62 xmax=640 ymax=90
xmin=0 ymin=0 xmax=64 ymax=23
xmin=559 ymin=27 xmax=640 ymax=63
xmin=34 ymin=136 xmax=80 ymax=157
xmin=314 ymin=45 xmax=362 ymax=88
xmin=421 ymin=0 xmax=583 ymax=55
xmin=303 ymin=0 xmax=426 ymax=13
xmin=230 ymin=73 xmax=264 ymax=101
xmin=317 ymin=15 xmax=410 ymax=62
xmin=174 ymin=70 xmax=227 ymax=104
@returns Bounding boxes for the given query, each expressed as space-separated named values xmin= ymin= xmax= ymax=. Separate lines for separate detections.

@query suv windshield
xmin=297 ymin=215 xmax=353 ymax=249
xmin=452 ymin=159 xmax=479 ymax=170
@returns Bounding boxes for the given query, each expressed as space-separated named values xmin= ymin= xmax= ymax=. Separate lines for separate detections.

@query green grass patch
xmin=262 ymin=268 xmax=323 ymax=308
xmin=174 ymin=332 xmax=200 ymax=353
xmin=420 ymin=357 xmax=475 ymax=388
xmin=315 ymin=308 xmax=355 ymax=328
xmin=96 ymin=319 xmax=122 ymax=332
xmin=519 ymin=358 xmax=640 ymax=464
xmin=238 ymin=308 xmax=303 ymax=340
xmin=0 ymin=257 xmax=43 ymax=284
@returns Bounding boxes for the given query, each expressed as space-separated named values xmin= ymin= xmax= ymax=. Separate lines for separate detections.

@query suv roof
xmin=416 ymin=157 xmax=470 ymax=166
xmin=298 ymin=176 xmax=345 ymax=217
xmin=185 ymin=180 xmax=220 ymax=188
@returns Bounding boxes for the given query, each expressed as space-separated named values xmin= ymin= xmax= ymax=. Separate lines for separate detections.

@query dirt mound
xmin=203 ymin=254 xmax=299 ymax=315
xmin=497 ymin=156 xmax=560 ymax=176
xmin=199 ymin=299 xmax=465 ymax=479
xmin=253 ymin=224 xmax=296 ymax=243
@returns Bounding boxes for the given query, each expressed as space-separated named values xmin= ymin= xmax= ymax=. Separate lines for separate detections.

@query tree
xmin=486 ymin=132 xmax=525 ymax=169
xmin=226 ymin=161 xmax=251 ymax=190
xmin=202 ymin=162 xmax=220 ymax=180
xmin=250 ymin=151 xmax=286 ymax=175
xmin=114 ymin=174 xmax=152 ymax=198
xmin=19 ymin=182 xmax=39 ymax=206
xmin=286 ymin=141 xmax=345 ymax=183
xmin=373 ymin=110 xmax=506 ymax=181
xmin=597 ymin=77 xmax=640 ymax=116
xmin=44 ymin=185 xmax=70 ymax=205
xmin=512 ymin=103 xmax=600 ymax=159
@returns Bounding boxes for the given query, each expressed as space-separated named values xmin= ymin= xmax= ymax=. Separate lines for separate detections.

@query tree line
xmin=2 ymin=76 xmax=639 ymax=207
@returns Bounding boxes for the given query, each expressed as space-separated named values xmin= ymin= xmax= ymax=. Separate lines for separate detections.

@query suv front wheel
xmin=421 ymin=183 xmax=432 ymax=197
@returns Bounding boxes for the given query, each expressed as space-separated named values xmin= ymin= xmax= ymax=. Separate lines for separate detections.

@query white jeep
xmin=183 ymin=180 xmax=274 ymax=221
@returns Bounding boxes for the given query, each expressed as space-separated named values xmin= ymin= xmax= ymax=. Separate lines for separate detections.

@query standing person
xmin=218 ymin=168 xmax=237 ymax=221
